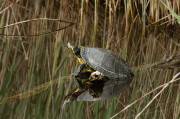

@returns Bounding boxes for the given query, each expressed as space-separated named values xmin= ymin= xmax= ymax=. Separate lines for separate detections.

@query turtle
xmin=68 ymin=42 xmax=134 ymax=82
xmin=64 ymin=71 xmax=132 ymax=104
xmin=64 ymin=71 xmax=109 ymax=104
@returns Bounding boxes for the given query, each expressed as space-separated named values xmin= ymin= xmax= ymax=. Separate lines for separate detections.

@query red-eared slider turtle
xmin=68 ymin=42 xmax=134 ymax=81
xmin=64 ymin=71 xmax=132 ymax=104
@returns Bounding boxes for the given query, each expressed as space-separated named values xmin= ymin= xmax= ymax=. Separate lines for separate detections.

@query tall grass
xmin=0 ymin=0 xmax=180 ymax=119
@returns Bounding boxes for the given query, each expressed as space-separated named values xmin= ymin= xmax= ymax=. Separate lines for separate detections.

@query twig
xmin=135 ymin=72 xmax=180 ymax=119
xmin=110 ymin=72 xmax=180 ymax=119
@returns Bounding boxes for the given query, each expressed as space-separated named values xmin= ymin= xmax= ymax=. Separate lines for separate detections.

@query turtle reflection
xmin=64 ymin=71 xmax=132 ymax=104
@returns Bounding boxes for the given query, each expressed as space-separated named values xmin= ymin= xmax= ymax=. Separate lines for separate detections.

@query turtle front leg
xmin=71 ymin=63 xmax=87 ymax=77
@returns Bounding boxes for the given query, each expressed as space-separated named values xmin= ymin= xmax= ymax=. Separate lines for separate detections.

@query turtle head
xmin=68 ymin=42 xmax=81 ymax=58
xmin=63 ymin=94 xmax=76 ymax=105
xmin=63 ymin=88 xmax=81 ymax=105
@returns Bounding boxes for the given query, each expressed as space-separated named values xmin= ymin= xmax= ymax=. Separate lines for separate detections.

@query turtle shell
xmin=81 ymin=47 xmax=134 ymax=81
xmin=77 ymin=79 xmax=132 ymax=101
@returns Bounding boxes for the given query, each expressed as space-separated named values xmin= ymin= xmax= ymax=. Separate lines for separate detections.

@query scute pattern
xmin=81 ymin=47 xmax=134 ymax=81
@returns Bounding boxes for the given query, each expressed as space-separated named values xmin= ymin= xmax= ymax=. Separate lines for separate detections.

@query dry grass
xmin=0 ymin=0 xmax=180 ymax=119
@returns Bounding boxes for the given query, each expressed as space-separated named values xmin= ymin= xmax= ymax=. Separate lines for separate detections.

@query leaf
xmin=160 ymin=0 xmax=180 ymax=22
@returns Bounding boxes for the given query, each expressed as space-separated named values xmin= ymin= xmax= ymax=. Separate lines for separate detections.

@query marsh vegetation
xmin=0 ymin=0 xmax=180 ymax=119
